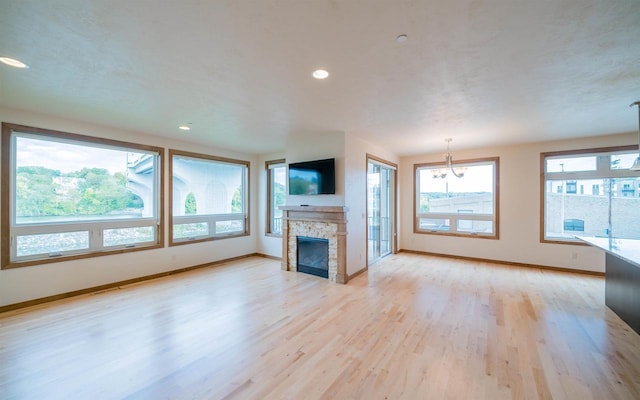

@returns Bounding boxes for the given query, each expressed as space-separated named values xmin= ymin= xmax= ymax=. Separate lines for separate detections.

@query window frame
xmin=169 ymin=149 xmax=250 ymax=246
xmin=413 ymin=156 xmax=499 ymax=239
xmin=266 ymin=159 xmax=286 ymax=237
xmin=1 ymin=123 xmax=164 ymax=269
xmin=540 ymin=145 xmax=639 ymax=245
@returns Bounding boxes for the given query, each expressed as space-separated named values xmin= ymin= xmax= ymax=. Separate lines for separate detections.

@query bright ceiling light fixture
xmin=178 ymin=124 xmax=191 ymax=131
xmin=630 ymin=101 xmax=640 ymax=171
xmin=312 ymin=69 xmax=329 ymax=79
xmin=431 ymin=138 xmax=467 ymax=179
xmin=0 ymin=57 xmax=29 ymax=68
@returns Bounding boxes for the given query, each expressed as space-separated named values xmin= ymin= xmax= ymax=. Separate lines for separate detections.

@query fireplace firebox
xmin=280 ymin=205 xmax=348 ymax=283
xmin=296 ymin=236 xmax=329 ymax=278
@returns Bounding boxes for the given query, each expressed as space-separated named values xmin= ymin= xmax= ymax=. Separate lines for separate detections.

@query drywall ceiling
xmin=1 ymin=0 xmax=639 ymax=155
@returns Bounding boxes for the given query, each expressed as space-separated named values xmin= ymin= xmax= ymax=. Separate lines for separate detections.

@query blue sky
xmin=16 ymin=136 xmax=133 ymax=174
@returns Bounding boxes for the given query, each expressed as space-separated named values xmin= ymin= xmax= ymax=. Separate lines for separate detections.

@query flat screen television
xmin=288 ymin=158 xmax=335 ymax=195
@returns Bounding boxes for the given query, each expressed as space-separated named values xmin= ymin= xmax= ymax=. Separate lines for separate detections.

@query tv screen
xmin=288 ymin=158 xmax=335 ymax=195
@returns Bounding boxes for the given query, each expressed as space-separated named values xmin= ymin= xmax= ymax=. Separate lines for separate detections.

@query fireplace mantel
xmin=280 ymin=205 xmax=348 ymax=283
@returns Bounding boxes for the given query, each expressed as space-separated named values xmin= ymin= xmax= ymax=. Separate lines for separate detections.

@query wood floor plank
xmin=1 ymin=254 xmax=639 ymax=399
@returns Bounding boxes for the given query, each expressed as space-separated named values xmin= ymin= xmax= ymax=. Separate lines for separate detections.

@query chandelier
xmin=431 ymin=138 xmax=467 ymax=178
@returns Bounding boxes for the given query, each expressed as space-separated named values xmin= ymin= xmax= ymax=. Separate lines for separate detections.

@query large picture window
xmin=414 ymin=157 xmax=499 ymax=238
xmin=541 ymin=146 xmax=640 ymax=243
xmin=266 ymin=159 xmax=286 ymax=236
xmin=170 ymin=150 xmax=249 ymax=245
xmin=1 ymin=123 xmax=163 ymax=269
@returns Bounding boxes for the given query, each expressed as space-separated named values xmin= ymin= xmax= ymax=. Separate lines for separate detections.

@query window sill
xmin=413 ymin=229 xmax=498 ymax=240
xmin=2 ymin=243 xmax=164 ymax=270
xmin=168 ymin=232 xmax=250 ymax=247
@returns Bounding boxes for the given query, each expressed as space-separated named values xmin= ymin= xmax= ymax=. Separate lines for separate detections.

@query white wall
xmin=284 ymin=132 xmax=346 ymax=207
xmin=278 ymin=130 xmax=401 ymax=277
xmin=0 ymin=107 xmax=258 ymax=307
xmin=344 ymin=134 xmax=400 ymax=276
xmin=399 ymin=132 xmax=638 ymax=273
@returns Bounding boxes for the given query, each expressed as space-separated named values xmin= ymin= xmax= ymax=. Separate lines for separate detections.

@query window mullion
xmin=209 ymin=215 xmax=217 ymax=236
xmin=450 ymin=216 xmax=458 ymax=233
xmin=90 ymin=227 xmax=102 ymax=252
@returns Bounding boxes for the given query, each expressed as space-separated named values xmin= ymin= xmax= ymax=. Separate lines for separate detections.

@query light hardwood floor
xmin=1 ymin=253 xmax=639 ymax=399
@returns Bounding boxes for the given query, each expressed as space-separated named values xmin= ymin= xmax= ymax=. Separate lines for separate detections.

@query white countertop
xmin=576 ymin=236 xmax=640 ymax=268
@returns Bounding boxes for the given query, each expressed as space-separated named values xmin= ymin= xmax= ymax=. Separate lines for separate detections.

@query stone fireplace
xmin=280 ymin=206 xmax=348 ymax=283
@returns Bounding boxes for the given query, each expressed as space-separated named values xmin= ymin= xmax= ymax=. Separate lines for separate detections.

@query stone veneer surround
xmin=280 ymin=206 xmax=348 ymax=283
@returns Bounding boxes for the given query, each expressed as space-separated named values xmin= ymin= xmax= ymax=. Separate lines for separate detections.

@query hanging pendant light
xmin=431 ymin=138 xmax=466 ymax=178
xmin=630 ymin=101 xmax=640 ymax=171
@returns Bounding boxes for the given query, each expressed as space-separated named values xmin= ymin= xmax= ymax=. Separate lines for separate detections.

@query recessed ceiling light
xmin=396 ymin=34 xmax=408 ymax=43
xmin=178 ymin=124 xmax=191 ymax=131
xmin=312 ymin=69 xmax=329 ymax=80
xmin=0 ymin=57 xmax=29 ymax=68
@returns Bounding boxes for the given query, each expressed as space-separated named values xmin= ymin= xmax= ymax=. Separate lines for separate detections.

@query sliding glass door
xmin=367 ymin=156 xmax=396 ymax=264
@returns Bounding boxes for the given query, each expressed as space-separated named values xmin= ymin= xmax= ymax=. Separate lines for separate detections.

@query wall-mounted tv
xmin=288 ymin=158 xmax=335 ymax=195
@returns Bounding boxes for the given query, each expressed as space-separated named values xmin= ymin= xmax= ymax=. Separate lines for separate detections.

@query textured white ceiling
xmin=1 ymin=0 xmax=639 ymax=155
